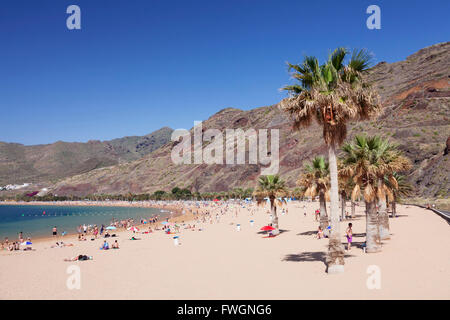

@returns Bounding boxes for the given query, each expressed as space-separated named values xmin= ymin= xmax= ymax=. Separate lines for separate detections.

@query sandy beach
xmin=0 ymin=201 xmax=449 ymax=299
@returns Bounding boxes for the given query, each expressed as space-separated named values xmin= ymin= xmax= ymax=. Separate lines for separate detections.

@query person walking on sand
xmin=346 ymin=223 xmax=353 ymax=251
xmin=52 ymin=226 xmax=57 ymax=238
xmin=314 ymin=209 xmax=320 ymax=221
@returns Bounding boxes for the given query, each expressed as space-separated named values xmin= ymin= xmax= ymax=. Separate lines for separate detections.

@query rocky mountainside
xmin=0 ymin=127 xmax=173 ymax=185
xmin=30 ymin=43 xmax=450 ymax=199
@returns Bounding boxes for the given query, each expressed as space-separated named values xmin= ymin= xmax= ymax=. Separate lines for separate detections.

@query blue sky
xmin=0 ymin=0 xmax=448 ymax=145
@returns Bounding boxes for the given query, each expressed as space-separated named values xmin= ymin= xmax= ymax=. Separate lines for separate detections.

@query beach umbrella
xmin=106 ymin=226 xmax=116 ymax=230
xmin=260 ymin=225 xmax=275 ymax=231
xmin=213 ymin=199 xmax=219 ymax=202
xmin=161 ymin=221 xmax=169 ymax=225
xmin=127 ymin=226 xmax=139 ymax=232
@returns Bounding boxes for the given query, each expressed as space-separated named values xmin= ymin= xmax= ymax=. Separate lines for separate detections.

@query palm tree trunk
xmin=378 ymin=198 xmax=390 ymax=240
xmin=270 ymin=199 xmax=279 ymax=235
xmin=366 ymin=200 xmax=382 ymax=253
xmin=392 ymin=196 xmax=397 ymax=217
xmin=319 ymin=190 xmax=328 ymax=229
xmin=385 ymin=195 xmax=390 ymax=215
xmin=351 ymin=201 xmax=355 ymax=218
xmin=340 ymin=191 xmax=346 ymax=220
xmin=326 ymin=143 xmax=345 ymax=273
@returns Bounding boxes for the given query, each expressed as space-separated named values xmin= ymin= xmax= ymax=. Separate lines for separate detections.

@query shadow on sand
xmin=282 ymin=251 xmax=356 ymax=272
xmin=352 ymin=232 xmax=366 ymax=238
xmin=297 ymin=230 xmax=317 ymax=236
xmin=257 ymin=229 xmax=289 ymax=235
xmin=389 ymin=214 xmax=408 ymax=218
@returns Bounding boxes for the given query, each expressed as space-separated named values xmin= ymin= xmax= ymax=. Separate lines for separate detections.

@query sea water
xmin=0 ymin=205 xmax=163 ymax=240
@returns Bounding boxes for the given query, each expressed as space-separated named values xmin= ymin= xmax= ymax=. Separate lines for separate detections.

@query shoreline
xmin=0 ymin=200 xmax=195 ymax=245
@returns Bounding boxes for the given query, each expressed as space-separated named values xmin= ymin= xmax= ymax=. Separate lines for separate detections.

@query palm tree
xmin=340 ymin=135 xmax=411 ymax=251
xmin=298 ymin=156 xmax=330 ymax=229
xmin=291 ymin=187 xmax=304 ymax=200
xmin=233 ymin=188 xmax=244 ymax=200
xmin=374 ymin=140 xmax=411 ymax=239
xmin=384 ymin=172 xmax=413 ymax=217
xmin=243 ymin=188 xmax=254 ymax=199
xmin=338 ymin=174 xmax=355 ymax=219
xmin=340 ymin=135 xmax=383 ymax=252
xmin=253 ymin=175 xmax=288 ymax=235
xmin=280 ymin=48 xmax=381 ymax=273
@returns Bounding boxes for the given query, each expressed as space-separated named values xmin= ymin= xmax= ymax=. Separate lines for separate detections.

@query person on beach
xmin=345 ymin=211 xmax=350 ymax=219
xmin=314 ymin=209 xmax=320 ymax=221
xmin=112 ymin=240 xmax=119 ymax=249
xmin=52 ymin=226 xmax=57 ymax=238
xmin=64 ymin=254 xmax=93 ymax=262
xmin=346 ymin=223 xmax=353 ymax=251
xmin=317 ymin=226 xmax=324 ymax=239
xmin=100 ymin=240 xmax=110 ymax=250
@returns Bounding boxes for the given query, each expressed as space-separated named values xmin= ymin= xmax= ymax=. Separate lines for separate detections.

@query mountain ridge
xmin=0 ymin=127 xmax=174 ymax=186
xmin=2 ymin=42 xmax=449 ymax=199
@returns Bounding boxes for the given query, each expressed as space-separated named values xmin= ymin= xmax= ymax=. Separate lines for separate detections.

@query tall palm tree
xmin=338 ymin=173 xmax=355 ymax=219
xmin=340 ymin=135 xmax=411 ymax=251
xmin=298 ymin=156 xmax=330 ymax=229
xmin=384 ymin=172 xmax=413 ymax=217
xmin=253 ymin=175 xmax=287 ymax=235
xmin=280 ymin=48 xmax=381 ymax=273
xmin=374 ymin=140 xmax=411 ymax=239
xmin=340 ymin=135 xmax=383 ymax=252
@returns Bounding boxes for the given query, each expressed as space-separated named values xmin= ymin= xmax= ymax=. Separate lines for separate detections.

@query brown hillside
xmin=49 ymin=42 xmax=449 ymax=198
xmin=0 ymin=127 xmax=173 ymax=185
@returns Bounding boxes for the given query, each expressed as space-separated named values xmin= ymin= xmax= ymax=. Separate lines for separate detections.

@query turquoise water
xmin=0 ymin=205 xmax=163 ymax=240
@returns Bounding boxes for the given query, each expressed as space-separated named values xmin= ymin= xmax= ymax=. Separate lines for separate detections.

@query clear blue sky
xmin=1 ymin=0 xmax=448 ymax=145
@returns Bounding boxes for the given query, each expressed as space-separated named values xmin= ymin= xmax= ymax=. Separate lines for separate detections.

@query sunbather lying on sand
xmin=51 ymin=242 xmax=74 ymax=248
xmin=64 ymin=254 xmax=93 ymax=261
